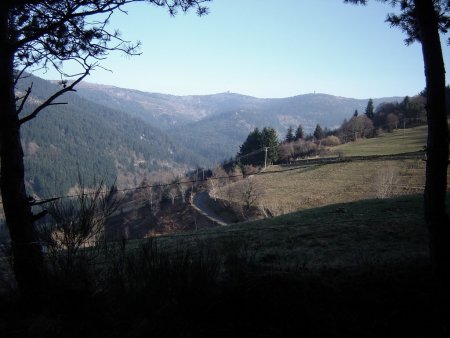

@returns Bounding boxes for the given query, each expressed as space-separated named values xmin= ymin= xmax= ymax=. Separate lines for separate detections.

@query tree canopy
xmin=285 ymin=126 xmax=295 ymax=143
xmin=295 ymin=124 xmax=304 ymax=140
xmin=313 ymin=124 xmax=324 ymax=140
xmin=365 ymin=99 xmax=374 ymax=119
xmin=238 ymin=127 xmax=279 ymax=166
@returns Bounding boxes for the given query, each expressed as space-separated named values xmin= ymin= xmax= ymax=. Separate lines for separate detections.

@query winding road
xmin=192 ymin=191 xmax=228 ymax=226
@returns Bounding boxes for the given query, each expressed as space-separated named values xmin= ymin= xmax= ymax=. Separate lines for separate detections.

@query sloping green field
xmin=332 ymin=125 xmax=427 ymax=156
xmin=216 ymin=125 xmax=439 ymax=215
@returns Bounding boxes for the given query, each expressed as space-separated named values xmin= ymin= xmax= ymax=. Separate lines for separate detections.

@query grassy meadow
xmin=215 ymin=125 xmax=436 ymax=216
xmin=255 ymin=158 xmax=427 ymax=214
xmin=332 ymin=125 xmax=427 ymax=156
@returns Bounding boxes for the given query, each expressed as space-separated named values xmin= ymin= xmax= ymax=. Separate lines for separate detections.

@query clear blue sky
xmin=38 ymin=0 xmax=449 ymax=99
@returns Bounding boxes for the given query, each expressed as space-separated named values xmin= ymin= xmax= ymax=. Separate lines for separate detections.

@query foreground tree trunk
xmin=1 ymin=0 xmax=209 ymax=299
xmin=0 ymin=6 xmax=44 ymax=298
xmin=415 ymin=0 xmax=450 ymax=284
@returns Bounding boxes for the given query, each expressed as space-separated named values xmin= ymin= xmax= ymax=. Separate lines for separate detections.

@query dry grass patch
xmin=249 ymin=159 xmax=430 ymax=215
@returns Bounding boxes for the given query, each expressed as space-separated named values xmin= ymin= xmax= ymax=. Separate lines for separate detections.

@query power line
xmin=1 ymin=121 xmax=427 ymax=209
xmin=0 ymin=154 xmax=431 ymax=208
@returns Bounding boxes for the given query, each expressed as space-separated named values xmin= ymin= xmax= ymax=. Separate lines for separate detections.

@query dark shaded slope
xmin=17 ymin=75 xmax=206 ymax=196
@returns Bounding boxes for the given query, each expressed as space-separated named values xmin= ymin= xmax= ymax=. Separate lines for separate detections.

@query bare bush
xmin=165 ymin=184 xmax=179 ymax=205
xmin=386 ymin=113 xmax=400 ymax=132
xmin=279 ymin=142 xmax=295 ymax=163
xmin=228 ymin=165 xmax=243 ymax=182
xmin=138 ymin=178 xmax=162 ymax=214
xmin=242 ymin=165 xmax=260 ymax=177
xmin=227 ymin=178 xmax=265 ymax=219
xmin=321 ymin=135 xmax=341 ymax=147
xmin=207 ymin=166 xmax=229 ymax=200
xmin=293 ymin=139 xmax=319 ymax=158
xmin=340 ymin=115 xmax=375 ymax=141
xmin=37 ymin=179 xmax=122 ymax=272
xmin=374 ymin=165 xmax=400 ymax=199
xmin=177 ymin=178 xmax=191 ymax=203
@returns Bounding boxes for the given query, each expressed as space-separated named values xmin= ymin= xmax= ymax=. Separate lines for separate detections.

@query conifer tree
xmin=238 ymin=128 xmax=263 ymax=165
xmin=295 ymin=124 xmax=304 ymax=140
xmin=261 ymin=127 xmax=279 ymax=164
xmin=365 ymin=98 xmax=374 ymax=119
xmin=285 ymin=126 xmax=295 ymax=143
xmin=313 ymin=124 xmax=324 ymax=140
xmin=237 ymin=127 xmax=279 ymax=166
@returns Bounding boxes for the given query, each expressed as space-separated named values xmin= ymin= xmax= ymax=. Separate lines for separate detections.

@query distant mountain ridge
xmin=75 ymin=82 xmax=264 ymax=129
xmin=75 ymin=82 xmax=402 ymax=163
xmin=20 ymin=74 xmax=404 ymax=197
xmin=76 ymin=82 xmax=401 ymax=130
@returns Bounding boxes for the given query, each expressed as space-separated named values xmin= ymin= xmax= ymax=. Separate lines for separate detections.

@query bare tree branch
xmin=13 ymin=65 xmax=31 ymax=87
xmin=13 ymin=1 xmax=137 ymax=50
xmin=16 ymin=83 xmax=33 ymax=116
xmin=18 ymin=66 xmax=91 ymax=125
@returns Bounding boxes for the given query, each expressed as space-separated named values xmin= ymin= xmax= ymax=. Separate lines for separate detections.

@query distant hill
xmin=75 ymin=83 xmax=262 ymax=128
xmin=19 ymin=75 xmax=404 ymax=197
xmin=18 ymin=75 xmax=207 ymax=197
xmin=170 ymin=94 xmax=404 ymax=163
xmin=75 ymin=82 xmax=401 ymax=163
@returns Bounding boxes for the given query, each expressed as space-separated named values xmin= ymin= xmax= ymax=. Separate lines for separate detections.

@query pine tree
xmin=261 ymin=127 xmax=279 ymax=164
xmin=365 ymin=98 xmax=374 ymax=119
xmin=294 ymin=124 xmax=304 ymax=140
xmin=285 ymin=126 xmax=295 ymax=143
xmin=354 ymin=109 xmax=359 ymax=117
xmin=238 ymin=128 xmax=263 ymax=166
xmin=237 ymin=127 xmax=279 ymax=166
xmin=313 ymin=124 xmax=324 ymax=140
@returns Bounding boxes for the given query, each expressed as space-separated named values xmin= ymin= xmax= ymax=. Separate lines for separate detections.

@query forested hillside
xmin=17 ymin=75 xmax=207 ymax=197
xmin=170 ymin=94 xmax=403 ymax=163
xmin=15 ymin=75 xmax=406 ymax=197
xmin=75 ymin=83 xmax=402 ymax=164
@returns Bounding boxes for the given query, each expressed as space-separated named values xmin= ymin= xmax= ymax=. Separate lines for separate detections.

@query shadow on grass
xmin=0 ymin=238 xmax=448 ymax=338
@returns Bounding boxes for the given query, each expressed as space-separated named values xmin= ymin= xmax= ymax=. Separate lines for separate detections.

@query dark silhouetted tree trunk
xmin=414 ymin=0 xmax=450 ymax=284
xmin=0 ymin=6 xmax=44 ymax=298
xmin=2 ymin=0 xmax=209 ymax=299
xmin=347 ymin=0 xmax=450 ymax=288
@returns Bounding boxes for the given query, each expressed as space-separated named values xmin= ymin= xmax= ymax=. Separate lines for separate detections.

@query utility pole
xmin=264 ymin=147 xmax=269 ymax=169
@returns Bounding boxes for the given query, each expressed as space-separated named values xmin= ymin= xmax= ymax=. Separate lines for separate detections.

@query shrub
xmin=242 ymin=164 xmax=260 ymax=177
xmin=293 ymin=139 xmax=319 ymax=158
xmin=321 ymin=135 xmax=341 ymax=147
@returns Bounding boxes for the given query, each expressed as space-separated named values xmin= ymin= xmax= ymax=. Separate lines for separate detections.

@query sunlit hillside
xmin=215 ymin=125 xmax=437 ymax=216
xmin=331 ymin=125 xmax=427 ymax=156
